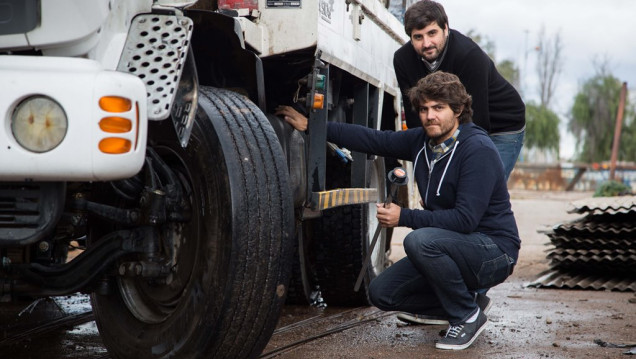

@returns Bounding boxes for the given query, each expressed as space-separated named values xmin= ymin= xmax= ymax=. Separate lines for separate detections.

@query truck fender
xmin=185 ymin=10 xmax=265 ymax=111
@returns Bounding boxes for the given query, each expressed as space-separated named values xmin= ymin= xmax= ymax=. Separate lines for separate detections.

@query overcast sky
xmin=394 ymin=0 xmax=636 ymax=160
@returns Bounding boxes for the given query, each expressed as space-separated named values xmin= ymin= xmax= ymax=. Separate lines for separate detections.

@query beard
xmin=420 ymin=47 xmax=441 ymax=62
xmin=419 ymin=33 xmax=448 ymax=63
xmin=425 ymin=121 xmax=457 ymax=144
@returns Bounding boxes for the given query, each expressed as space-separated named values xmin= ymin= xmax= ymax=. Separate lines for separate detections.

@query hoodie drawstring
xmin=436 ymin=140 xmax=459 ymax=196
xmin=413 ymin=145 xmax=427 ymax=176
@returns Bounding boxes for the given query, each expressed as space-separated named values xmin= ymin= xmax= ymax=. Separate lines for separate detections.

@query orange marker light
xmin=99 ymin=117 xmax=132 ymax=133
xmin=312 ymin=93 xmax=324 ymax=110
xmin=99 ymin=138 xmax=131 ymax=154
xmin=99 ymin=96 xmax=132 ymax=113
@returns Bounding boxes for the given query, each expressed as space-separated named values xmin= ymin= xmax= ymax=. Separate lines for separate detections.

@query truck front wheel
xmin=90 ymin=87 xmax=293 ymax=359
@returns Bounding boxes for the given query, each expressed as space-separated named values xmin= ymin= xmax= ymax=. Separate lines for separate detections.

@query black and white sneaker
xmin=435 ymin=310 xmax=488 ymax=350
xmin=397 ymin=293 xmax=492 ymax=326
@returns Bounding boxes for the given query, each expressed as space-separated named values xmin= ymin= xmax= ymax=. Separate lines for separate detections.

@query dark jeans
xmin=369 ymin=227 xmax=514 ymax=325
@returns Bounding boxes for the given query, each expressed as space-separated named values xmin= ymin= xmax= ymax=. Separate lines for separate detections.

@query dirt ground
xmin=268 ymin=189 xmax=636 ymax=359
xmin=1 ymin=190 xmax=635 ymax=359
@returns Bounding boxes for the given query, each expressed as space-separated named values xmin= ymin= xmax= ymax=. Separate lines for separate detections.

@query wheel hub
xmin=118 ymin=149 xmax=199 ymax=324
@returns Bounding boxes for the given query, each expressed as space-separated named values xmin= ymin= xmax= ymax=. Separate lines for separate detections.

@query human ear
xmin=456 ymin=105 xmax=464 ymax=117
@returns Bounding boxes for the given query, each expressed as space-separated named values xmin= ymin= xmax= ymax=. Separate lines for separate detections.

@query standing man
xmin=277 ymin=71 xmax=520 ymax=350
xmin=394 ymin=0 xmax=525 ymax=180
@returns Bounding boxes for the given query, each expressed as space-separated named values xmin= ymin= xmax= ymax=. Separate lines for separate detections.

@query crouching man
xmin=277 ymin=71 xmax=520 ymax=350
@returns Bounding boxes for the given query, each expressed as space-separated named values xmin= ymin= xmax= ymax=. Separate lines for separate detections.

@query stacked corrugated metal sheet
xmin=530 ymin=196 xmax=636 ymax=292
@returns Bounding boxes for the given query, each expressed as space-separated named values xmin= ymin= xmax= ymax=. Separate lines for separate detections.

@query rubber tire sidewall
xmin=91 ymin=87 xmax=293 ymax=359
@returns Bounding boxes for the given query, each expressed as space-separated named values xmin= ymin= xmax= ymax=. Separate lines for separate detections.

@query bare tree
xmin=535 ymin=26 xmax=564 ymax=108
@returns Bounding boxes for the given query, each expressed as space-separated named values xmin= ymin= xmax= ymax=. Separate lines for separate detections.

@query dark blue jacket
xmin=327 ymin=122 xmax=520 ymax=261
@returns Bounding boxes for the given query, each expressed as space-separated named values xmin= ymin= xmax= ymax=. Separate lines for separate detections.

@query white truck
xmin=0 ymin=0 xmax=408 ymax=357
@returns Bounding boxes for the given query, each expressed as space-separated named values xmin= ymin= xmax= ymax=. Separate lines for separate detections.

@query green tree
xmin=568 ymin=62 xmax=633 ymax=162
xmin=524 ymin=101 xmax=560 ymax=154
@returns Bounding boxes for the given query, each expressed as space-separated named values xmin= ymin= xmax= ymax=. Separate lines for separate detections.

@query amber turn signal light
xmin=99 ymin=117 xmax=132 ymax=133
xmin=99 ymin=96 xmax=132 ymax=113
xmin=312 ymin=93 xmax=324 ymax=110
xmin=99 ymin=137 xmax=131 ymax=154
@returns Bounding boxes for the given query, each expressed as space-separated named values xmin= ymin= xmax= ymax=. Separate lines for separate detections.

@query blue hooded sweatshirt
xmin=327 ymin=121 xmax=520 ymax=261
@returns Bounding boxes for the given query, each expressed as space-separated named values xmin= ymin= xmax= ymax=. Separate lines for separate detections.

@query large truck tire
xmin=90 ymin=87 xmax=294 ymax=359
xmin=311 ymin=157 xmax=388 ymax=306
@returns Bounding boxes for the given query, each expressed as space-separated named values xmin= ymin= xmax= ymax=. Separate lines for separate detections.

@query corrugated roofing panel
xmin=529 ymin=269 xmax=636 ymax=292
xmin=568 ymin=196 xmax=636 ymax=215
xmin=534 ymin=195 xmax=636 ymax=292
xmin=552 ymin=220 xmax=636 ymax=238
xmin=547 ymin=235 xmax=635 ymax=250
xmin=547 ymin=248 xmax=636 ymax=275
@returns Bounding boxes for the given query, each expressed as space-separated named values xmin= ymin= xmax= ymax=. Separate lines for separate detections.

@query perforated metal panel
xmin=117 ymin=14 xmax=193 ymax=120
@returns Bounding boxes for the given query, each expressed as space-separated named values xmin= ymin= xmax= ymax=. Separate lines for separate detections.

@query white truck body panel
xmin=0 ymin=0 xmax=411 ymax=200
xmin=0 ymin=1 xmax=173 ymax=181
xmin=317 ymin=0 xmax=406 ymax=97
xmin=241 ymin=0 xmax=417 ymax=208
xmin=0 ymin=56 xmax=148 ymax=181
xmin=0 ymin=0 xmax=152 ymax=68
xmin=26 ymin=0 xmax=110 ymax=56
xmin=243 ymin=0 xmax=407 ymax=97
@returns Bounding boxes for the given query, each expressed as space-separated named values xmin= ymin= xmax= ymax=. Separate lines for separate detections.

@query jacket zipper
xmin=424 ymin=149 xmax=454 ymax=207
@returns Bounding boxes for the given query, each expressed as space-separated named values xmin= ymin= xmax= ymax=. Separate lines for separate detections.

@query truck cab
xmin=0 ymin=1 xmax=410 ymax=357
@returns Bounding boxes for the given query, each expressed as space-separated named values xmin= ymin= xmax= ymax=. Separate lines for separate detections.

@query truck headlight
xmin=11 ymin=96 xmax=68 ymax=153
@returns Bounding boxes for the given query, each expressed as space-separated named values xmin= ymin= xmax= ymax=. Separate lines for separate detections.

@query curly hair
xmin=407 ymin=72 xmax=473 ymax=124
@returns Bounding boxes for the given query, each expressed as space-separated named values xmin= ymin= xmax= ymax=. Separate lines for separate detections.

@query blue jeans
xmin=490 ymin=130 xmax=525 ymax=181
xmin=368 ymin=228 xmax=514 ymax=325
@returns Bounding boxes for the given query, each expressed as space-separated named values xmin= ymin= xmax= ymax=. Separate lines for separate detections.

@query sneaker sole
xmin=396 ymin=313 xmax=448 ymax=325
xmin=435 ymin=320 xmax=488 ymax=350
xmin=397 ymin=295 xmax=491 ymax=326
